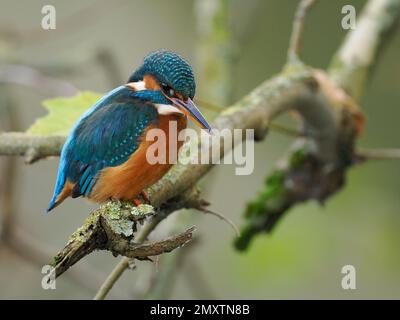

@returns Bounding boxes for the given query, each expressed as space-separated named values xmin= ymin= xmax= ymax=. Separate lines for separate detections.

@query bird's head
xmin=127 ymin=49 xmax=211 ymax=132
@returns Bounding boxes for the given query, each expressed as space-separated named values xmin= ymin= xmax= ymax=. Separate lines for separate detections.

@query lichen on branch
xmin=51 ymin=199 xmax=197 ymax=278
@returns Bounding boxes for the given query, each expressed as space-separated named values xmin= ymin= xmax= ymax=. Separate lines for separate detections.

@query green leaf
xmin=27 ymin=91 xmax=103 ymax=136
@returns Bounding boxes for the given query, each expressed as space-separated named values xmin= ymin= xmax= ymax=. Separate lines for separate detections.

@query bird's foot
xmin=141 ymin=191 xmax=150 ymax=203
xmin=132 ymin=198 xmax=142 ymax=206
xmin=131 ymin=192 xmax=150 ymax=206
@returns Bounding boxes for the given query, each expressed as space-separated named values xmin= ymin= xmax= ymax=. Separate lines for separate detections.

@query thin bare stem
xmin=0 ymin=133 xmax=64 ymax=164
xmin=197 ymin=207 xmax=240 ymax=237
xmin=268 ymin=122 xmax=305 ymax=138
xmin=93 ymin=215 xmax=164 ymax=300
xmin=288 ymin=0 xmax=317 ymax=62
xmin=357 ymin=148 xmax=400 ymax=161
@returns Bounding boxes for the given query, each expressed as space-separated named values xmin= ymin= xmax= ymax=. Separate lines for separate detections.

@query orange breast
xmin=90 ymin=113 xmax=187 ymax=203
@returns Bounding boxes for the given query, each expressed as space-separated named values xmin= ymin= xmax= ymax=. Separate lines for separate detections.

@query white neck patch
xmin=126 ymin=81 xmax=146 ymax=91
xmin=155 ymin=104 xmax=184 ymax=115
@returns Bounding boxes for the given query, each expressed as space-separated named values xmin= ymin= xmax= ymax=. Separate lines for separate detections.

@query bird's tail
xmin=46 ymin=177 xmax=72 ymax=213
xmin=46 ymin=197 xmax=61 ymax=213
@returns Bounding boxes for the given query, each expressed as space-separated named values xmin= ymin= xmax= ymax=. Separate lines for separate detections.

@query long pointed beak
xmin=170 ymin=97 xmax=212 ymax=133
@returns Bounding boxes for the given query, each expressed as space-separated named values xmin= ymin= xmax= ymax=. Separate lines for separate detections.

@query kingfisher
xmin=47 ymin=49 xmax=211 ymax=212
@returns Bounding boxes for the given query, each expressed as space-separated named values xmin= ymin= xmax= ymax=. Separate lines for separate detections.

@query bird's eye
xmin=161 ymin=83 xmax=175 ymax=98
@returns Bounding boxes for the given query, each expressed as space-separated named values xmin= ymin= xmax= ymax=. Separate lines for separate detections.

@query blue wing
xmin=47 ymin=86 xmax=158 ymax=212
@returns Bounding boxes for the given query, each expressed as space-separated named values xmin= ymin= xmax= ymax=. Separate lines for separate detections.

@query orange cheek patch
xmin=144 ymin=75 xmax=161 ymax=90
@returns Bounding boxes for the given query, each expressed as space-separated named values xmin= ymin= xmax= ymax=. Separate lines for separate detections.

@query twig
xmin=356 ymin=148 xmax=400 ymax=161
xmin=116 ymin=226 xmax=195 ymax=259
xmin=268 ymin=122 xmax=305 ymax=138
xmin=288 ymin=0 xmax=317 ymax=62
xmin=329 ymin=0 xmax=400 ymax=101
xmin=197 ymin=207 xmax=240 ymax=237
xmin=0 ymin=133 xmax=64 ymax=164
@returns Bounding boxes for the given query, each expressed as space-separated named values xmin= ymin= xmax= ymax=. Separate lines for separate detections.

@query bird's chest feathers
xmin=118 ymin=112 xmax=187 ymax=173
xmin=148 ymin=112 xmax=187 ymax=165
xmin=158 ymin=112 xmax=187 ymax=146
xmin=91 ymin=112 xmax=187 ymax=202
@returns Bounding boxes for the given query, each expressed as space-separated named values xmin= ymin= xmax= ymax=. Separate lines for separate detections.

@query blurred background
xmin=0 ymin=0 xmax=399 ymax=299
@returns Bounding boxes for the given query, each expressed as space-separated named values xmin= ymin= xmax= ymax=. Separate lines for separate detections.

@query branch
xmin=48 ymin=188 xmax=202 ymax=300
xmin=329 ymin=0 xmax=400 ymax=101
xmin=124 ymin=227 xmax=194 ymax=258
xmin=235 ymin=0 xmax=400 ymax=249
xmin=0 ymin=133 xmax=64 ymax=164
xmin=196 ymin=206 xmax=240 ymax=237
xmin=52 ymin=189 xmax=201 ymax=279
xmin=288 ymin=0 xmax=317 ymax=62
xmin=356 ymin=148 xmax=400 ymax=161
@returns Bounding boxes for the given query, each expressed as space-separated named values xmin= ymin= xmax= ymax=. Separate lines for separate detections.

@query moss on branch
xmin=50 ymin=204 xmax=169 ymax=277
xmin=235 ymin=144 xmax=348 ymax=250
xmin=52 ymin=189 xmax=204 ymax=278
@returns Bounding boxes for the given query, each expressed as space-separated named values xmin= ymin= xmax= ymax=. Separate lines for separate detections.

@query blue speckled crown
xmin=128 ymin=49 xmax=196 ymax=100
